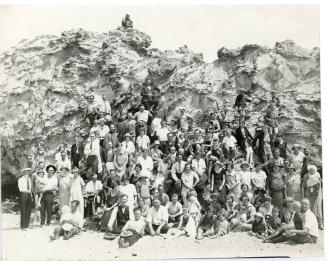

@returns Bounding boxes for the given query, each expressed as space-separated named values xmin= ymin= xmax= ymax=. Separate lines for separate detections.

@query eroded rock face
xmin=0 ymin=28 xmax=321 ymax=184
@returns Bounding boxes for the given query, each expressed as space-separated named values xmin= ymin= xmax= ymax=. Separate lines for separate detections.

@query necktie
xmin=104 ymin=102 xmax=107 ymax=113
xmin=27 ymin=177 xmax=30 ymax=191
xmin=90 ymin=142 xmax=93 ymax=150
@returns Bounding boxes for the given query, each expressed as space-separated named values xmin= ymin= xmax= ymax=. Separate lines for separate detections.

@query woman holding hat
xmin=302 ymin=165 xmax=323 ymax=229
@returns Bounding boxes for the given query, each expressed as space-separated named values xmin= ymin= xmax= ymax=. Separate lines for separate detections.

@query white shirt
xmin=43 ymin=174 xmax=59 ymax=192
xmin=121 ymin=141 xmax=136 ymax=155
xmin=181 ymin=171 xmax=199 ymax=188
xmin=85 ymin=180 xmax=103 ymax=194
xmin=171 ymin=161 xmax=187 ymax=181
xmin=84 ymin=139 xmax=101 ymax=157
xmin=157 ymin=127 xmax=170 ymax=142
xmin=98 ymin=125 xmax=110 ymax=138
xmin=56 ymin=157 xmax=71 ymax=170
xmin=123 ymin=218 xmax=146 ymax=234
xmin=147 ymin=205 xmax=169 ymax=225
xmin=18 ymin=175 xmax=32 ymax=193
xmin=239 ymin=170 xmax=252 ymax=190
xmin=134 ymin=110 xmax=150 ymax=123
xmin=99 ymin=100 xmax=111 ymax=115
xmin=136 ymin=135 xmax=150 ymax=150
xmin=251 ymin=170 xmax=267 ymax=189
xmin=222 ymin=135 xmax=237 ymax=148
xmin=191 ymin=158 xmax=206 ymax=176
xmin=137 ymin=155 xmax=153 ymax=172
xmin=303 ymin=209 xmax=319 ymax=238
xmin=119 ymin=184 xmax=137 ymax=207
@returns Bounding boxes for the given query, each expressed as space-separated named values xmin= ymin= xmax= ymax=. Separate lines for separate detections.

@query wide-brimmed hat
xmin=98 ymin=118 xmax=106 ymax=123
xmin=284 ymin=196 xmax=294 ymax=203
xmin=124 ymin=133 xmax=132 ymax=138
xmin=46 ymin=165 xmax=57 ymax=173
xmin=21 ymin=167 xmax=32 ymax=173
xmin=240 ymin=161 xmax=250 ymax=168
xmin=307 ymin=165 xmax=317 ymax=173
xmin=255 ymin=212 xmax=263 ymax=218
xmin=292 ymin=143 xmax=301 ymax=150
xmin=154 ymin=140 xmax=160 ymax=145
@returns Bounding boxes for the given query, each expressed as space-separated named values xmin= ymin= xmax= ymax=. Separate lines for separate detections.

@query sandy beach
xmin=1 ymin=213 xmax=324 ymax=261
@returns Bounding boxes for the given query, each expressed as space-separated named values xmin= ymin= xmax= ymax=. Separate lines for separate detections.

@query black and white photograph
xmin=0 ymin=2 xmax=326 ymax=260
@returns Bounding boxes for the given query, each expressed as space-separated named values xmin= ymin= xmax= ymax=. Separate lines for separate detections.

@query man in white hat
xmin=18 ymin=168 xmax=33 ymax=230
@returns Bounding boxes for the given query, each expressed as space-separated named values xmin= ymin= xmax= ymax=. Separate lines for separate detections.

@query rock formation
xmin=0 ymin=26 xmax=321 ymax=185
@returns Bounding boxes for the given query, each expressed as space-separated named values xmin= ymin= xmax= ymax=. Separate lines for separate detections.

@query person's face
xmin=158 ymin=185 xmax=164 ymax=193
xmin=110 ymin=125 xmax=115 ymax=132
xmin=172 ymin=195 xmax=178 ymax=202
xmin=293 ymin=147 xmax=300 ymax=154
xmin=153 ymin=190 xmax=159 ymax=198
xmin=102 ymin=95 xmax=107 ymax=101
xmin=254 ymin=216 xmax=261 ymax=222
xmin=286 ymin=201 xmax=293 ymax=209
xmin=170 ymin=147 xmax=176 ymax=154
xmin=227 ymin=197 xmax=233 ymax=204
xmin=90 ymin=134 xmax=95 ymax=141
xmin=177 ymin=155 xmax=182 ymax=161
xmin=71 ymin=202 xmax=79 ymax=212
xmin=301 ymin=200 xmax=310 ymax=212
xmin=140 ymin=130 xmax=145 ymax=136
xmin=241 ymin=197 xmax=249 ymax=205
xmin=143 ymin=150 xmax=148 ymax=157
xmin=218 ymin=215 xmax=225 ymax=222
xmin=138 ymin=199 xmax=144 ymax=208
xmin=154 ymin=199 xmax=160 ymax=208
xmin=61 ymin=152 xmax=66 ymax=159
xmin=121 ymin=196 xmax=128 ymax=205
xmin=37 ymin=171 xmax=44 ymax=177
xmin=127 ymin=112 xmax=132 ymax=119
xmin=162 ymin=121 xmax=166 ymax=127
xmin=255 ymin=165 xmax=261 ymax=171
xmin=94 ymin=120 xmax=99 ymax=126
xmin=151 ymin=124 xmax=155 ymax=131
xmin=38 ymin=162 xmax=45 ymax=169
xmin=264 ymin=200 xmax=271 ymax=207
xmin=308 ymin=169 xmax=316 ymax=175
xmin=207 ymin=209 xmax=214 ymax=217
xmin=241 ymin=185 xmax=248 ymax=192
xmin=168 ymin=134 xmax=173 ymax=141
xmin=226 ymin=165 xmax=232 ymax=171
xmin=272 ymin=209 xmax=279 ymax=218
xmin=274 ymin=149 xmax=280 ymax=158
xmin=185 ymin=164 xmax=191 ymax=172
xmin=140 ymin=106 xmax=145 ymax=112
xmin=48 ymin=168 xmax=55 ymax=176
xmin=134 ymin=210 xmax=141 ymax=220
xmin=73 ymin=171 xmax=79 ymax=178
xmin=92 ymin=175 xmax=97 ymax=182
xmin=123 ymin=178 xmax=129 ymax=185
xmin=89 ymin=96 xmax=94 ymax=102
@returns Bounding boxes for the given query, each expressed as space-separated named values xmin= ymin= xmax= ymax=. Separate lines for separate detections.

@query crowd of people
xmin=17 ymin=79 xmax=323 ymax=248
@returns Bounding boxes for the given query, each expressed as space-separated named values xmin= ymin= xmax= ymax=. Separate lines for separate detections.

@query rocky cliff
xmin=0 ymin=26 xmax=321 ymax=185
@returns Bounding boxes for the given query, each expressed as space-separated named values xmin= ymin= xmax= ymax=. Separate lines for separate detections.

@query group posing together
xmin=18 ymin=81 xmax=323 ymax=247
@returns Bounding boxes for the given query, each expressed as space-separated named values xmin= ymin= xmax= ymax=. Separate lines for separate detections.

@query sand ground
xmin=1 ymin=213 xmax=325 ymax=260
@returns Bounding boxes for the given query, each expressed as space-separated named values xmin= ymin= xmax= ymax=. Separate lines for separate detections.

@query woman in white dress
xmin=70 ymin=167 xmax=85 ymax=217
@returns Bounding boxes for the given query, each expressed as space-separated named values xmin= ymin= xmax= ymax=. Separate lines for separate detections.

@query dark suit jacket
xmin=71 ymin=142 xmax=84 ymax=164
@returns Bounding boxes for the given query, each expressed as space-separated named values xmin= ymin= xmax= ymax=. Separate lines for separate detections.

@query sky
xmin=0 ymin=5 xmax=320 ymax=62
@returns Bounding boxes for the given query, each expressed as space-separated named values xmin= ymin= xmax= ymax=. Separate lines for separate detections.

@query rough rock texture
xmin=0 ymin=27 xmax=321 ymax=184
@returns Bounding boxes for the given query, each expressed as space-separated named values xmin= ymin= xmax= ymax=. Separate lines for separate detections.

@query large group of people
xmin=17 ymin=78 xmax=323 ymax=248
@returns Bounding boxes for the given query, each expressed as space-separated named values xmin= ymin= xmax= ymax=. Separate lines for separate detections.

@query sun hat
xmin=124 ymin=133 xmax=132 ymax=138
xmin=154 ymin=140 xmax=160 ymax=145
xmin=240 ymin=161 xmax=250 ymax=168
xmin=292 ymin=143 xmax=301 ymax=150
xmin=255 ymin=212 xmax=263 ymax=218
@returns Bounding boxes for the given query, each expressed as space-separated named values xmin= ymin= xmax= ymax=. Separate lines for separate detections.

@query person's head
xmin=184 ymin=163 xmax=191 ymax=172
xmin=240 ymin=162 xmax=249 ymax=171
xmin=177 ymin=153 xmax=182 ymax=162
xmin=218 ymin=212 xmax=226 ymax=222
xmin=93 ymin=119 xmax=99 ymax=126
xmin=153 ymin=197 xmax=161 ymax=209
xmin=301 ymin=198 xmax=310 ymax=212
xmin=273 ymin=148 xmax=280 ymax=158
xmin=195 ymin=152 xmax=202 ymax=160
xmin=46 ymin=165 xmax=56 ymax=176
xmin=241 ymin=183 xmax=249 ymax=192
xmin=102 ymin=94 xmax=107 ymax=101
xmin=240 ymin=195 xmax=250 ymax=205
xmin=120 ymin=194 xmax=128 ymax=206
xmin=226 ymin=194 xmax=234 ymax=204
xmin=90 ymin=133 xmax=96 ymax=141
xmin=284 ymin=197 xmax=294 ymax=209
xmin=158 ymin=184 xmax=164 ymax=194
xmin=61 ymin=151 xmax=66 ymax=159
xmin=171 ymin=193 xmax=178 ymax=203
xmin=293 ymin=201 xmax=301 ymax=213
xmin=107 ymin=141 xmax=113 ymax=149
xmin=272 ymin=206 xmax=280 ymax=218
xmin=111 ymin=178 xmax=118 ymax=188
xmin=263 ymin=196 xmax=272 ymax=207
xmin=22 ymin=168 xmax=31 ymax=176
xmin=292 ymin=144 xmax=300 ymax=154
xmin=72 ymin=167 xmax=79 ymax=178
xmin=134 ymin=208 xmax=142 ymax=220
xmin=88 ymin=95 xmax=95 ymax=102
xmin=142 ymin=149 xmax=149 ymax=158
xmin=214 ymin=162 xmax=223 ymax=171
xmin=109 ymin=123 xmax=115 ymax=133
xmin=254 ymin=162 xmax=261 ymax=172
xmin=38 ymin=161 xmax=45 ymax=170
xmin=122 ymin=175 xmax=129 ymax=185
xmin=206 ymin=206 xmax=214 ymax=217
xmin=254 ymin=212 xmax=264 ymax=223
xmin=36 ymin=168 xmax=44 ymax=177
xmin=168 ymin=133 xmax=174 ymax=141
xmin=127 ymin=112 xmax=133 ymax=119
xmin=137 ymin=198 xmax=145 ymax=208
xmin=308 ymin=165 xmax=317 ymax=175
xmin=71 ymin=200 xmax=80 ymax=213
xmin=170 ymin=146 xmax=176 ymax=154
xmin=139 ymin=104 xmax=145 ymax=112
xmin=225 ymin=128 xmax=231 ymax=136
xmin=226 ymin=162 xmax=233 ymax=172
xmin=92 ymin=173 xmax=98 ymax=182
xmin=99 ymin=118 xmax=105 ymax=126
xmin=152 ymin=188 xmax=159 ymax=198
xmin=135 ymin=163 xmax=142 ymax=173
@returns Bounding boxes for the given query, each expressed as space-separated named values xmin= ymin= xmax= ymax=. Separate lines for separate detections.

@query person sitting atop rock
xmin=84 ymin=95 xmax=100 ymax=126
xmin=122 ymin=14 xmax=133 ymax=28
xmin=234 ymin=91 xmax=252 ymax=116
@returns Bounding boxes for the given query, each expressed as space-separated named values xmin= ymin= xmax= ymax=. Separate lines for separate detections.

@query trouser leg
xmin=20 ymin=192 xmax=27 ymax=228
xmin=25 ymin=194 xmax=32 ymax=228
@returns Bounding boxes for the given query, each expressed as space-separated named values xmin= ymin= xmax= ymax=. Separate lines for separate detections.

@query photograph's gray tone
xmin=0 ymin=5 xmax=324 ymax=260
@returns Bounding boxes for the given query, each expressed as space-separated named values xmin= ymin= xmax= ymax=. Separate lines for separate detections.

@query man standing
xmin=84 ymin=133 xmax=101 ymax=177
xmin=99 ymin=94 xmax=111 ymax=123
xmin=41 ymin=165 xmax=58 ymax=226
xmin=134 ymin=104 xmax=152 ymax=134
xmin=145 ymin=197 xmax=169 ymax=236
xmin=71 ymin=135 xmax=84 ymax=168
xmin=18 ymin=168 xmax=33 ymax=230
xmin=170 ymin=154 xmax=187 ymax=196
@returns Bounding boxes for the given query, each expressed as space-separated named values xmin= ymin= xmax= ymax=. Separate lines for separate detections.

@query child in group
xmin=211 ymin=210 xmax=229 ymax=238
xmin=187 ymin=191 xmax=202 ymax=228
xmin=265 ymin=206 xmax=282 ymax=236
xmin=248 ymin=212 xmax=267 ymax=239
xmin=226 ymin=194 xmax=238 ymax=221
xmin=196 ymin=206 xmax=217 ymax=240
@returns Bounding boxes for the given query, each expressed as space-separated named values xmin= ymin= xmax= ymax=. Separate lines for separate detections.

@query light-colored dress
xmin=58 ymin=172 xmax=72 ymax=213
xmin=286 ymin=173 xmax=301 ymax=201
xmin=70 ymin=176 xmax=85 ymax=217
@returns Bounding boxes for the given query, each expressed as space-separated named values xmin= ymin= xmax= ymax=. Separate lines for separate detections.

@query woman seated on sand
xmin=166 ymin=207 xmax=196 ymax=238
xmin=196 ymin=206 xmax=217 ymax=240
xmin=248 ymin=212 xmax=267 ymax=239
